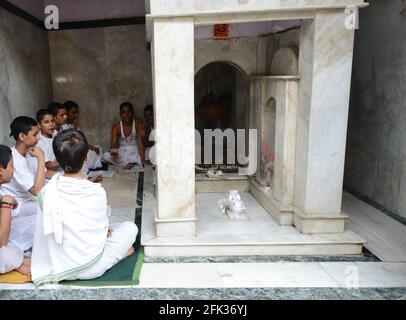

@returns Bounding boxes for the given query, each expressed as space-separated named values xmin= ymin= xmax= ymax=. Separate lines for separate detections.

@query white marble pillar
xmin=294 ymin=11 xmax=355 ymax=233
xmin=152 ymin=17 xmax=196 ymax=237
xmin=254 ymin=78 xmax=271 ymax=187
xmin=271 ymin=78 xmax=299 ymax=223
xmin=250 ymin=76 xmax=298 ymax=226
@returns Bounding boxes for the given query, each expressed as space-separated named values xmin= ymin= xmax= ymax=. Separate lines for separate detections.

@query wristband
xmin=1 ymin=201 xmax=16 ymax=209
xmin=1 ymin=205 xmax=12 ymax=210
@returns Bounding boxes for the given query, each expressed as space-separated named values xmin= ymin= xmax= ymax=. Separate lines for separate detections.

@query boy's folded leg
xmin=102 ymin=151 xmax=126 ymax=166
xmin=68 ymin=222 xmax=138 ymax=280
xmin=0 ymin=245 xmax=24 ymax=274
xmin=87 ymin=147 xmax=103 ymax=170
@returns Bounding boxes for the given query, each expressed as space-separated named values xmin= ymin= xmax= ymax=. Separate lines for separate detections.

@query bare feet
xmin=88 ymin=174 xmax=103 ymax=183
xmin=23 ymin=257 xmax=31 ymax=267
xmin=124 ymin=163 xmax=135 ymax=171
xmin=109 ymin=148 xmax=119 ymax=156
xmin=126 ymin=247 xmax=135 ymax=257
xmin=15 ymin=257 xmax=31 ymax=276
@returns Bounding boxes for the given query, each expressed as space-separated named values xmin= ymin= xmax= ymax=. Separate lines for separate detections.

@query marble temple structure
xmin=141 ymin=0 xmax=368 ymax=256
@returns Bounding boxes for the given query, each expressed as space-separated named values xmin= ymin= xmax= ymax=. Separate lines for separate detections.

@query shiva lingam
xmin=218 ymin=190 xmax=248 ymax=221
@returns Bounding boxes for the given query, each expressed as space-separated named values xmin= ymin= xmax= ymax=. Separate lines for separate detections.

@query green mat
xmin=61 ymin=246 xmax=144 ymax=287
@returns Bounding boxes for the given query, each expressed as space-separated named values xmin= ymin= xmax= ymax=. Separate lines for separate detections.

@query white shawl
xmin=31 ymin=173 xmax=109 ymax=286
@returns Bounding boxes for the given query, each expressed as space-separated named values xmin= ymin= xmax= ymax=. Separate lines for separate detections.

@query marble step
xmin=196 ymin=176 xmax=250 ymax=193
xmin=142 ymin=231 xmax=365 ymax=257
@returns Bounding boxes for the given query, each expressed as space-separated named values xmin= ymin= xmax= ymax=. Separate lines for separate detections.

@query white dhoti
xmin=0 ymin=244 xmax=24 ymax=274
xmin=9 ymin=200 xmax=37 ymax=251
xmin=103 ymin=120 xmax=142 ymax=166
xmin=66 ymin=222 xmax=138 ymax=280
xmin=87 ymin=147 xmax=103 ymax=170
xmin=31 ymin=173 xmax=137 ymax=286
xmin=145 ymin=146 xmax=156 ymax=164
xmin=83 ymin=146 xmax=104 ymax=175
xmin=102 ymin=145 xmax=141 ymax=166
xmin=145 ymin=147 xmax=151 ymax=162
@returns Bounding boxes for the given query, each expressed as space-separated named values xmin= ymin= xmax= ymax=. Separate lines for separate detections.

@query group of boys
xmin=0 ymin=101 xmax=155 ymax=285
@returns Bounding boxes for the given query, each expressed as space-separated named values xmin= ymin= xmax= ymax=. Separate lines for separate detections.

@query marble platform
xmin=142 ymin=168 xmax=365 ymax=257
xmin=196 ymin=173 xmax=250 ymax=193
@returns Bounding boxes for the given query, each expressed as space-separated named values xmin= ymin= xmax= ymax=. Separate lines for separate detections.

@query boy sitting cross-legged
xmin=0 ymin=116 xmax=50 ymax=253
xmin=63 ymin=100 xmax=103 ymax=174
xmin=103 ymin=102 xmax=145 ymax=170
xmin=37 ymin=108 xmax=102 ymax=182
xmin=31 ymin=129 xmax=138 ymax=286
xmin=0 ymin=145 xmax=31 ymax=275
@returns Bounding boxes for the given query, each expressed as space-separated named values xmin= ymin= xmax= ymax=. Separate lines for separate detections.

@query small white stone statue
xmin=219 ymin=190 xmax=248 ymax=221
xmin=206 ymin=167 xmax=223 ymax=178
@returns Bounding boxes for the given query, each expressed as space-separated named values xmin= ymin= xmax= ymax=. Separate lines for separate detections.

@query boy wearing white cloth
xmin=31 ymin=129 xmax=137 ymax=286
xmin=0 ymin=117 xmax=49 ymax=253
xmin=36 ymin=109 xmax=102 ymax=183
xmin=103 ymin=102 xmax=145 ymax=170
xmin=48 ymin=102 xmax=68 ymax=135
xmin=63 ymin=101 xmax=104 ymax=173
xmin=0 ymin=145 xmax=31 ymax=275
xmin=36 ymin=110 xmax=60 ymax=172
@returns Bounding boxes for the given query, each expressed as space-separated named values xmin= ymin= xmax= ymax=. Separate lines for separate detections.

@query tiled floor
xmin=1 ymin=287 xmax=405 ymax=300
xmin=1 ymin=259 xmax=405 ymax=291
xmin=343 ymin=192 xmax=406 ymax=262
xmin=137 ymin=261 xmax=406 ymax=289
